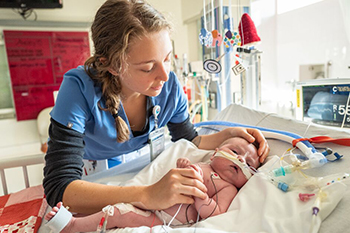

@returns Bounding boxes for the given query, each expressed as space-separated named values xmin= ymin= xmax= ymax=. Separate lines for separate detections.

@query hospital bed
xmin=2 ymin=104 xmax=350 ymax=233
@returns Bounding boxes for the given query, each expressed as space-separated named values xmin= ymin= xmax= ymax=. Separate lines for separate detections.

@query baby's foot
xmin=45 ymin=202 xmax=75 ymax=233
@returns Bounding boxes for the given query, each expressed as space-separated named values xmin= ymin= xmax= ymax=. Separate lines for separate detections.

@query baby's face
xmin=211 ymin=137 xmax=260 ymax=188
xmin=219 ymin=137 xmax=260 ymax=169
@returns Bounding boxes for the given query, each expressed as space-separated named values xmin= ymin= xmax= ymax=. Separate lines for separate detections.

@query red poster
xmin=13 ymin=85 xmax=61 ymax=121
xmin=3 ymin=30 xmax=90 ymax=121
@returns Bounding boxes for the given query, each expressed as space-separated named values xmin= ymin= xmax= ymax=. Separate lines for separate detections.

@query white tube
xmin=262 ymin=131 xmax=327 ymax=168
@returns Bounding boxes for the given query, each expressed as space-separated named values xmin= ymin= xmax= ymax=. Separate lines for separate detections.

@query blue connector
xmin=327 ymin=152 xmax=343 ymax=162
xmin=277 ymin=182 xmax=289 ymax=192
xmin=296 ymin=154 xmax=308 ymax=160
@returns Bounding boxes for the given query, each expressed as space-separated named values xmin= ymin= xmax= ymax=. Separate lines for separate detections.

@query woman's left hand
xmin=228 ymin=127 xmax=270 ymax=163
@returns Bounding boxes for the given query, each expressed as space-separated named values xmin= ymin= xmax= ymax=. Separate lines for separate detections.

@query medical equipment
xmin=195 ymin=119 xmax=350 ymax=194
xmin=97 ymin=205 xmax=115 ymax=233
xmin=296 ymin=78 xmax=350 ymax=129
xmin=214 ymin=150 xmax=252 ymax=179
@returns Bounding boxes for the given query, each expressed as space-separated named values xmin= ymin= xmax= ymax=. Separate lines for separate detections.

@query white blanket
xmin=105 ymin=139 xmax=346 ymax=233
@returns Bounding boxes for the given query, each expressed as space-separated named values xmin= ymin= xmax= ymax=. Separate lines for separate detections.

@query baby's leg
xmin=46 ymin=202 xmax=164 ymax=232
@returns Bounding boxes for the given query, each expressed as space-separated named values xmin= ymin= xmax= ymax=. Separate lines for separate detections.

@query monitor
xmin=0 ymin=0 xmax=63 ymax=9
xmin=295 ymin=78 xmax=350 ymax=129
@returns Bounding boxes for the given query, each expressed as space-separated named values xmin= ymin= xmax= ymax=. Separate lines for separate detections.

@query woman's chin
xmin=148 ymin=89 xmax=162 ymax=96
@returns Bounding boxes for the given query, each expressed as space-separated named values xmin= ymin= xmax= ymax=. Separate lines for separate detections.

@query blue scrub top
xmin=51 ymin=66 xmax=189 ymax=160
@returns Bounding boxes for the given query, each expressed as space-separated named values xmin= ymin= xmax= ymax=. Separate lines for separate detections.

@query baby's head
xmin=210 ymin=137 xmax=260 ymax=188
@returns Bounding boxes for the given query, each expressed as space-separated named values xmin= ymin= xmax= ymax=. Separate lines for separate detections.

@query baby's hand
xmin=177 ymin=157 xmax=192 ymax=168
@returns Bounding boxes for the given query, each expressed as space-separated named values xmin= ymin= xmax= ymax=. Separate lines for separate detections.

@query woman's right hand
xmin=138 ymin=168 xmax=208 ymax=210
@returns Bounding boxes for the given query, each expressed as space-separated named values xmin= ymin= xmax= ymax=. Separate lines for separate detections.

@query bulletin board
xmin=3 ymin=30 xmax=91 ymax=121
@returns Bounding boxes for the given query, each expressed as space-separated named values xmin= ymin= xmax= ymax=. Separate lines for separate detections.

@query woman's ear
xmin=98 ymin=57 xmax=119 ymax=76
xmin=108 ymin=68 xmax=119 ymax=76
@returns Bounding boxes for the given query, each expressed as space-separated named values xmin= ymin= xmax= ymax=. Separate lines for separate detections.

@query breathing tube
xmin=214 ymin=150 xmax=252 ymax=180
xmin=194 ymin=121 xmax=328 ymax=169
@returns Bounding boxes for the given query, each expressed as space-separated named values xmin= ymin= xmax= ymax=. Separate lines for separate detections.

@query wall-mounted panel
xmin=3 ymin=30 xmax=90 ymax=121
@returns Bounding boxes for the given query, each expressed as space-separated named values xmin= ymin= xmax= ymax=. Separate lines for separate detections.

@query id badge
xmin=149 ymin=127 xmax=165 ymax=161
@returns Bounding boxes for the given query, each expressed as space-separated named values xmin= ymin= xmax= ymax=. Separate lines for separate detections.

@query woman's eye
xmin=141 ymin=67 xmax=154 ymax=73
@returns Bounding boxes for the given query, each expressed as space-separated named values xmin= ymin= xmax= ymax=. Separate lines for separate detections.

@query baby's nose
xmin=237 ymin=155 xmax=246 ymax=163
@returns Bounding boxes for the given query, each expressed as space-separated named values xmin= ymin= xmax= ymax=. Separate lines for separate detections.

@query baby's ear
xmin=211 ymin=148 xmax=219 ymax=160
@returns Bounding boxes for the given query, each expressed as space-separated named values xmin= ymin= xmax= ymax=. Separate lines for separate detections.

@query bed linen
xmin=0 ymin=185 xmax=47 ymax=233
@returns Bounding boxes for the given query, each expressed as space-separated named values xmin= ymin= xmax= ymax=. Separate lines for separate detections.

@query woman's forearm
xmin=62 ymin=180 xmax=149 ymax=214
xmin=193 ymin=129 xmax=231 ymax=150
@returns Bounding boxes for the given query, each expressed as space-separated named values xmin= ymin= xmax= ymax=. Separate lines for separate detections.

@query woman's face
xmin=119 ymin=30 xmax=173 ymax=98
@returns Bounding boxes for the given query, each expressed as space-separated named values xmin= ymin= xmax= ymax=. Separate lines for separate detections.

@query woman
xmin=43 ymin=0 xmax=269 ymax=215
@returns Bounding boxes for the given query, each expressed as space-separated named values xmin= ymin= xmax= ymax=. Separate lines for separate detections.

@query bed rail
xmin=0 ymin=154 xmax=44 ymax=195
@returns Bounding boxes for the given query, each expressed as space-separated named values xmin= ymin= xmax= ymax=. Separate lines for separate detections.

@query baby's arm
xmin=177 ymin=158 xmax=204 ymax=178
xmin=193 ymin=184 xmax=238 ymax=219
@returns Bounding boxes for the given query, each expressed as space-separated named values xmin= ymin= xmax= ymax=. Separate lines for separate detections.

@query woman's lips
xmin=152 ymin=85 xmax=163 ymax=90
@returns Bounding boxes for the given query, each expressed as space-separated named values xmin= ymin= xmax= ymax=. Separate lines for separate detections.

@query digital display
xmin=302 ymin=84 xmax=350 ymax=128
xmin=0 ymin=0 xmax=63 ymax=9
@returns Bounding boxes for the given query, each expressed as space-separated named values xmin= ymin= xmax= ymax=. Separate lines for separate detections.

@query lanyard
xmin=149 ymin=105 xmax=165 ymax=161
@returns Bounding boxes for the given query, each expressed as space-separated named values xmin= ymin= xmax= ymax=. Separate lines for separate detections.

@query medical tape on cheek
xmin=216 ymin=151 xmax=252 ymax=180
xmin=114 ymin=203 xmax=151 ymax=217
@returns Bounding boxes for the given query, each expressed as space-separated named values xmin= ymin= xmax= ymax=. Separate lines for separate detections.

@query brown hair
xmin=84 ymin=0 xmax=172 ymax=142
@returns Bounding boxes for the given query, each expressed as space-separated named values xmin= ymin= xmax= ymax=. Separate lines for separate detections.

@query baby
xmin=45 ymin=137 xmax=260 ymax=232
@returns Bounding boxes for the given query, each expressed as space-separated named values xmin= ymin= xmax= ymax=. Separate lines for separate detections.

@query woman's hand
xmin=140 ymin=168 xmax=207 ymax=210
xmin=226 ymin=127 xmax=270 ymax=163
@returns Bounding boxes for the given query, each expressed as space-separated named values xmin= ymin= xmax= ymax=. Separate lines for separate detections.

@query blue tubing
xmin=194 ymin=121 xmax=317 ymax=153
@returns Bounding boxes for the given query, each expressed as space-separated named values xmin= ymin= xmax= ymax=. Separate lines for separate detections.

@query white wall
xmin=252 ymin=0 xmax=350 ymax=116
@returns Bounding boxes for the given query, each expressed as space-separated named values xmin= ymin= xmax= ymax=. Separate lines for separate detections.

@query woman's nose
xmin=157 ymin=63 xmax=169 ymax=81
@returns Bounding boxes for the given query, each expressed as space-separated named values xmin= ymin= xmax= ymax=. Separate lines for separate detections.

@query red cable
xmin=292 ymin=136 xmax=350 ymax=147
xmin=150 ymin=213 xmax=156 ymax=233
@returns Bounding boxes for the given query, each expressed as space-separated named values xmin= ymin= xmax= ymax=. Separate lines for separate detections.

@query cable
xmin=185 ymin=204 xmax=191 ymax=224
xmin=13 ymin=7 xmax=37 ymax=20
xmin=167 ymin=204 xmax=183 ymax=227
xmin=196 ymin=174 xmax=219 ymax=224
xmin=340 ymin=92 xmax=350 ymax=129
xmin=303 ymin=121 xmax=313 ymax=138
xmin=254 ymin=112 xmax=277 ymax=127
